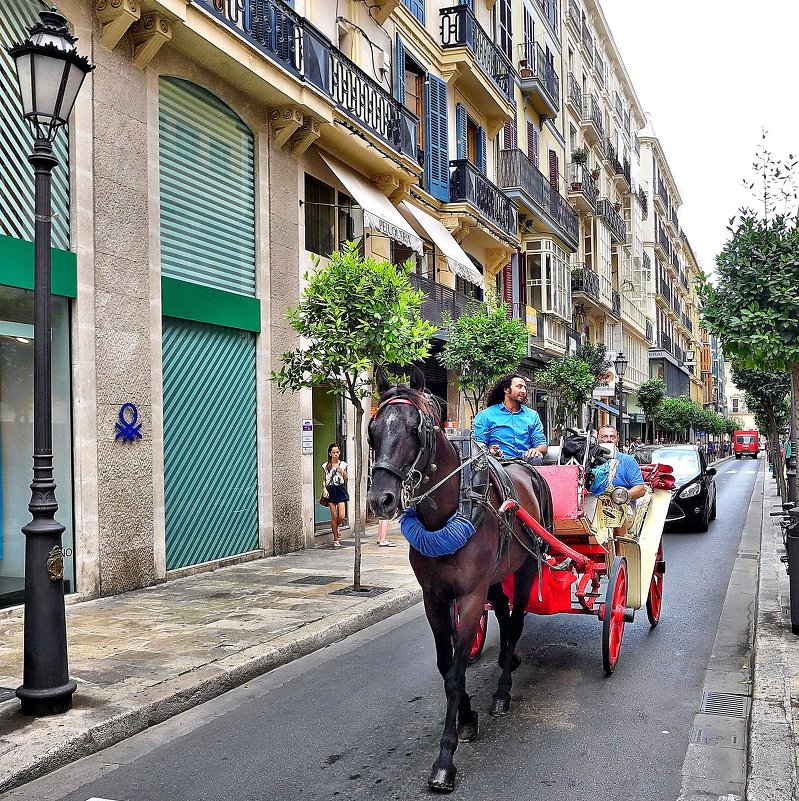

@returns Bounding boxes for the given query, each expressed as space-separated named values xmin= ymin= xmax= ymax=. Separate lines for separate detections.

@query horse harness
xmin=370 ymin=392 xmax=551 ymax=566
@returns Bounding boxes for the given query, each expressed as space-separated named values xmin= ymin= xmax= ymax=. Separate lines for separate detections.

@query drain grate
xmin=699 ymin=691 xmax=750 ymax=717
xmin=0 ymin=687 xmax=16 ymax=703
xmin=330 ymin=585 xmax=392 ymax=598
xmin=289 ymin=575 xmax=346 ymax=586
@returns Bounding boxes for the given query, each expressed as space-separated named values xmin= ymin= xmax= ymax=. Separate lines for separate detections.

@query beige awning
xmin=318 ymin=153 xmax=423 ymax=256
xmin=398 ymin=201 xmax=485 ymax=290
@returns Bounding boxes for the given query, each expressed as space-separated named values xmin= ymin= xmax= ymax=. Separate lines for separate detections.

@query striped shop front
xmin=158 ymin=76 xmax=260 ymax=570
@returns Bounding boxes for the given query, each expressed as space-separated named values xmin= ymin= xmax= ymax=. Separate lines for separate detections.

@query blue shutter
xmin=424 ymin=74 xmax=450 ymax=202
xmin=476 ymin=126 xmax=487 ymax=174
xmin=402 ymin=0 xmax=425 ymax=23
xmin=395 ymin=34 xmax=406 ymax=103
xmin=459 ymin=0 xmax=475 ymax=9
xmin=456 ymin=103 xmax=467 ymax=160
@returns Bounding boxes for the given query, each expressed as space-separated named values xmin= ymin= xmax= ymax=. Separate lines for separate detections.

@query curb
xmin=0 ymin=585 xmax=422 ymax=794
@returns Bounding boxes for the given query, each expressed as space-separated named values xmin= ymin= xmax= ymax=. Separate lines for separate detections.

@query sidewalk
xmin=0 ymin=524 xmax=419 ymax=794
xmin=748 ymin=467 xmax=799 ymax=800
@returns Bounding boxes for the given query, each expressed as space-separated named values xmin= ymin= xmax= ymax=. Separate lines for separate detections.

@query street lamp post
xmin=614 ymin=351 xmax=628 ymax=444
xmin=7 ymin=8 xmax=94 ymax=716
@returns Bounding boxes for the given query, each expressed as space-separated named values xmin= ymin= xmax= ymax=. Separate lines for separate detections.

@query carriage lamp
xmin=613 ymin=351 xmax=628 ymax=379
xmin=8 ymin=7 xmax=94 ymax=717
xmin=611 ymin=486 xmax=630 ymax=506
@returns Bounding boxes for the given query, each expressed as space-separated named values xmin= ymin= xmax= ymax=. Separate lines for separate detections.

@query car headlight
xmin=611 ymin=486 xmax=630 ymax=505
xmin=680 ymin=482 xmax=701 ymax=499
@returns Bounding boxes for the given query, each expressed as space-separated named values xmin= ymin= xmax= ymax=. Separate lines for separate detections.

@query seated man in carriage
xmin=597 ymin=425 xmax=646 ymax=501
xmin=472 ymin=374 xmax=548 ymax=465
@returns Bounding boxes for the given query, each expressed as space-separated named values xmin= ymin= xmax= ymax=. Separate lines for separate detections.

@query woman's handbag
xmin=319 ymin=486 xmax=329 ymax=507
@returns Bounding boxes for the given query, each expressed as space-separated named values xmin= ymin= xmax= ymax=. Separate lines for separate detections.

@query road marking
xmin=745 ymin=469 xmax=757 ymax=474
xmin=86 ymin=798 xmax=119 ymax=800
xmin=728 ymin=469 xmax=737 ymax=473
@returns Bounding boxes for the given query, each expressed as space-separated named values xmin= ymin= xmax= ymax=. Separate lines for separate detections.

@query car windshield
xmin=645 ymin=448 xmax=700 ymax=483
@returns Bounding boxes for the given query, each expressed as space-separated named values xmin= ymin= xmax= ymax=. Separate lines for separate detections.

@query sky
xmin=599 ymin=0 xmax=799 ymax=276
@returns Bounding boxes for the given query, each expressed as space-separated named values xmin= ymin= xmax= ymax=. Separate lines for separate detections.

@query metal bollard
xmin=785 ymin=506 xmax=799 ymax=635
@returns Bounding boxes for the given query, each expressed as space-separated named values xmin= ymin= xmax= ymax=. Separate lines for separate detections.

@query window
xmin=392 ymin=240 xmax=435 ymax=282
xmin=496 ymin=0 xmax=513 ymax=61
xmin=304 ymin=175 xmax=363 ymax=257
xmin=401 ymin=0 xmax=425 ymax=24
xmin=732 ymin=398 xmax=739 ymax=413
xmin=403 ymin=55 xmax=425 ymax=159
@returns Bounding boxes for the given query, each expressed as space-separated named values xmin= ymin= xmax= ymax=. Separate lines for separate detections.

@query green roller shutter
xmin=159 ymin=77 xmax=256 ymax=295
xmin=163 ymin=317 xmax=259 ymax=570
xmin=1 ymin=0 xmax=70 ymax=251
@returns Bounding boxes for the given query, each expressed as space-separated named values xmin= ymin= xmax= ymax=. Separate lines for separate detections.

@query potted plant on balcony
xmin=571 ymin=146 xmax=589 ymax=165
xmin=613 ymin=199 xmax=622 ymax=212
xmin=518 ymin=58 xmax=533 ymax=79
xmin=590 ymin=165 xmax=600 ymax=181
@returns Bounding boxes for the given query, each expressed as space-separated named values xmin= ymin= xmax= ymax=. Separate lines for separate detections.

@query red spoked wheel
xmin=602 ymin=556 xmax=628 ymax=675
xmin=451 ymin=601 xmax=489 ymax=665
xmin=646 ymin=540 xmax=666 ymax=627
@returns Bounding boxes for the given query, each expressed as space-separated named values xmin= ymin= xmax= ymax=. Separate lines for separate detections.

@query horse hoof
xmin=428 ymin=766 xmax=457 ymax=793
xmin=490 ymin=697 xmax=511 ymax=717
xmin=457 ymin=712 xmax=479 ymax=742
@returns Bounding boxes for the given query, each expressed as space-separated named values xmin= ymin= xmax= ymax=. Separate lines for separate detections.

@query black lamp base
xmin=16 ymin=679 xmax=77 ymax=717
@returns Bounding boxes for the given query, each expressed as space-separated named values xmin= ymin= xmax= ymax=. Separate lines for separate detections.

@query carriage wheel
xmin=602 ymin=557 xmax=628 ymax=675
xmin=646 ymin=540 xmax=666 ymax=627
xmin=451 ymin=601 xmax=489 ymax=665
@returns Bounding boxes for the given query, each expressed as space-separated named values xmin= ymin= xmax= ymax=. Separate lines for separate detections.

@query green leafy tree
xmin=438 ymin=293 xmax=528 ymax=418
xmin=272 ymin=243 xmax=435 ymax=588
xmin=697 ymin=136 xmax=799 ymax=497
xmin=536 ymin=356 xmax=595 ymax=428
xmin=638 ymin=378 xmax=666 ymax=443
xmin=653 ymin=396 xmax=696 ymax=440
xmin=575 ymin=341 xmax=612 ymax=392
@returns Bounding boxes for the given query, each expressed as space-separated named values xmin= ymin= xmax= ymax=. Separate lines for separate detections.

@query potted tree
xmin=571 ymin=147 xmax=589 ymax=190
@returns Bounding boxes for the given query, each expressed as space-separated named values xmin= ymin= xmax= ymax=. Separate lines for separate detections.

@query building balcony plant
xmin=449 ymin=158 xmax=518 ymax=241
xmin=517 ymin=40 xmax=560 ymax=119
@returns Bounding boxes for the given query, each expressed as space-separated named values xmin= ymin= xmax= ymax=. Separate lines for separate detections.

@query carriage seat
xmin=542 ymin=446 xmax=561 ymax=465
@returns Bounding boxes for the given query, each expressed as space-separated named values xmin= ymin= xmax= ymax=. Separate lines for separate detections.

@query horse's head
xmin=367 ymin=366 xmax=439 ymax=519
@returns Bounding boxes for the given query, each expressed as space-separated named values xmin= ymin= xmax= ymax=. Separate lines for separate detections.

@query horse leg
xmin=490 ymin=557 xmax=535 ymax=717
xmin=487 ymin=582 xmax=521 ymax=672
xmin=425 ymin=592 xmax=483 ymax=793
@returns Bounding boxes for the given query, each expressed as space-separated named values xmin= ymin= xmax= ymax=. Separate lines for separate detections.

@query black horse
xmin=367 ymin=368 xmax=552 ymax=792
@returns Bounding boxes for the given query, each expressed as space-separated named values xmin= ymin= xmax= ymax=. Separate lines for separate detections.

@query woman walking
xmin=322 ymin=444 xmax=349 ymax=548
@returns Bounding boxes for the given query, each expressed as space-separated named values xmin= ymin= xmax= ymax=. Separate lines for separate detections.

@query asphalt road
xmin=11 ymin=457 xmax=760 ymax=801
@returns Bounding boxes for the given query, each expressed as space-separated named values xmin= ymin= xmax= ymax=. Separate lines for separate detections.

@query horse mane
xmin=378 ymin=384 xmax=442 ymax=423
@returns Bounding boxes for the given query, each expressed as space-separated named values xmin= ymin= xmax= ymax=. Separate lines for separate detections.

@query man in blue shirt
xmin=598 ymin=425 xmax=646 ymax=500
xmin=473 ymin=374 xmax=548 ymax=465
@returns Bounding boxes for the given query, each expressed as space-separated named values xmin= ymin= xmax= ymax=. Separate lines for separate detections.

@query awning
xmin=398 ymin=200 xmax=485 ymax=290
xmin=593 ymin=399 xmax=630 ymax=421
xmin=318 ymin=153 xmax=423 ymax=256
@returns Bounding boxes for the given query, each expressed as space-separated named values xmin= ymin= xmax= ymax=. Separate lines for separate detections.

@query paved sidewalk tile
xmin=0 ymin=525 xmax=419 ymax=794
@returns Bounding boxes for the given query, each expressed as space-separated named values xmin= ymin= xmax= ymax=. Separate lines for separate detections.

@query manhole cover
xmin=690 ymin=727 xmax=740 ymax=746
xmin=0 ymin=687 xmax=16 ymax=703
xmin=329 ymin=585 xmax=392 ymax=598
xmin=699 ymin=692 xmax=750 ymax=717
xmin=289 ymin=575 xmax=346 ymax=585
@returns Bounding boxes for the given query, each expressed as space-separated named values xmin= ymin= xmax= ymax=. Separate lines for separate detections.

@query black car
xmin=633 ymin=445 xmax=717 ymax=532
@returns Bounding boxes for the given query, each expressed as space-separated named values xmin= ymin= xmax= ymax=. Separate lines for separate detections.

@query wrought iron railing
xmin=646 ymin=319 xmax=654 ymax=343
xmin=680 ymin=270 xmax=688 ymax=288
xmin=670 ymin=205 xmax=679 ymax=229
xmin=568 ymin=0 xmax=581 ymax=31
xmin=594 ymin=49 xmax=604 ymax=86
xmin=614 ymin=91 xmax=623 ymax=121
xmin=638 ymin=187 xmax=648 ymax=218
xmin=498 ymin=149 xmax=579 ymax=243
xmin=656 ymin=178 xmax=668 ymax=209
xmin=572 ymin=267 xmax=601 ymax=300
xmin=596 ymin=198 xmax=627 ymax=244
xmin=624 ymin=109 xmax=631 ymax=135
xmin=408 ymin=272 xmax=475 ymax=329
xmin=658 ymin=277 xmax=672 ymax=304
xmin=612 ymin=289 xmax=621 ymax=317
xmin=581 ymin=93 xmax=603 ymax=136
xmin=197 ymin=0 xmax=417 ymax=161
xmin=568 ymin=163 xmax=597 ymax=207
xmin=581 ymin=17 xmax=593 ymax=58
xmin=682 ymin=312 xmax=693 ymax=333
xmin=518 ymin=41 xmax=560 ymax=109
xmin=604 ymin=137 xmax=617 ymax=165
xmin=439 ymin=5 xmax=514 ymax=101
xmin=450 ymin=159 xmax=517 ymax=238
xmin=660 ymin=331 xmax=673 ymax=353
xmin=567 ymin=72 xmax=582 ymax=114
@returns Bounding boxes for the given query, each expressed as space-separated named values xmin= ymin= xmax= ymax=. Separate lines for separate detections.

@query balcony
xmin=197 ymin=0 xmax=417 ymax=163
xmin=624 ymin=109 xmax=631 ymax=136
xmin=646 ymin=319 xmax=654 ymax=343
xmin=638 ymin=187 xmax=648 ymax=219
xmin=567 ymin=0 xmax=581 ymax=34
xmin=654 ymin=178 xmax=668 ymax=214
xmin=449 ymin=159 xmax=518 ymax=241
xmin=657 ymin=277 xmax=672 ymax=305
xmin=681 ymin=312 xmax=693 ymax=334
xmin=566 ymin=72 xmax=583 ymax=116
xmin=642 ymin=251 xmax=651 ymax=276
xmin=567 ymin=163 xmax=597 ymax=213
xmin=581 ymin=18 xmax=593 ymax=61
xmin=518 ymin=42 xmax=560 ymax=119
xmin=580 ymin=93 xmax=603 ymax=145
xmin=409 ymin=272 xmax=475 ymax=331
xmin=659 ymin=331 xmax=673 ymax=354
xmin=497 ymin=149 xmax=578 ymax=250
xmin=613 ymin=156 xmax=631 ymax=192
xmin=614 ymin=91 xmax=623 ymax=123
xmin=594 ymin=49 xmax=605 ymax=87
xmin=612 ymin=289 xmax=621 ymax=318
xmin=595 ymin=198 xmax=627 ymax=244
xmin=439 ymin=5 xmax=514 ymax=118
xmin=571 ymin=266 xmax=601 ymax=302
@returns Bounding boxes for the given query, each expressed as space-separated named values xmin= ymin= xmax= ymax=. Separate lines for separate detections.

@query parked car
xmin=634 ymin=445 xmax=717 ymax=532
xmin=733 ymin=430 xmax=760 ymax=459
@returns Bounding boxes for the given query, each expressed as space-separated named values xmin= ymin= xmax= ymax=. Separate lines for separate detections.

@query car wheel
xmin=735 ymin=454 xmax=741 ymax=460
xmin=710 ymin=495 xmax=717 ymax=521
xmin=696 ymin=503 xmax=710 ymax=532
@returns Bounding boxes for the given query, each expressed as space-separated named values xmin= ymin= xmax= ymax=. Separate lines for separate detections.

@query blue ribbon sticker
xmin=115 ymin=403 xmax=143 ymax=442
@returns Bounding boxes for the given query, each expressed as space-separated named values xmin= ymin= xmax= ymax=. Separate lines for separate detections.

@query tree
xmin=536 ymin=356 xmax=595 ymax=429
xmin=438 ymin=293 xmax=528 ymax=418
xmin=575 ymin=341 xmax=612 ymax=392
xmin=653 ymin=396 xmax=696 ymax=440
xmin=638 ymin=378 xmax=666 ymax=443
xmin=697 ymin=136 xmax=799 ymax=498
xmin=272 ymin=243 xmax=435 ymax=589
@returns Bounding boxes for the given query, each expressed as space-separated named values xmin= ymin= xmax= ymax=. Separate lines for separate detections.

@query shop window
xmin=304 ymin=175 xmax=363 ymax=257
xmin=392 ymin=240 xmax=435 ymax=282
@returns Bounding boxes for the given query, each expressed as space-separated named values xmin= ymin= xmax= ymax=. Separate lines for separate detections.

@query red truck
xmin=733 ymin=430 xmax=760 ymax=459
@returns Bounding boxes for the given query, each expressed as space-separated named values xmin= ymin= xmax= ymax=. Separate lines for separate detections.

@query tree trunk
xmin=353 ymin=401 xmax=364 ymax=591
xmin=767 ymin=408 xmax=787 ymax=502
xmin=789 ymin=363 xmax=799 ymax=504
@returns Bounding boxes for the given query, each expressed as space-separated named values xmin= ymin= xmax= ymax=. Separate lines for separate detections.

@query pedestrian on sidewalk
xmin=323 ymin=444 xmax=349 ymax=548
xmin=377 ymin=518 xmax=396 ymax=547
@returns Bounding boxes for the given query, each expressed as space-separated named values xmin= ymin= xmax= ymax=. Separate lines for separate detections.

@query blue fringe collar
xmin=399 ymin=507 xmax=477 ymax=557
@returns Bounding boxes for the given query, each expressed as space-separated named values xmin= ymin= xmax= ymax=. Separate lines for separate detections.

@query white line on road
xmin=728 ymin=469 xmax=738 ymax=473
xmin=746 ymin=469 xmax=757 ymax=474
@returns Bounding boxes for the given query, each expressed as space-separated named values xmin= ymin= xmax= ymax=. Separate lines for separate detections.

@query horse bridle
xmin=369 ymin=394 xmax=439 ymax=504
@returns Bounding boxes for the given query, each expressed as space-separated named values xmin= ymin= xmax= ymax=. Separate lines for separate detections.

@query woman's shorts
xmin=327 ymin=484 xmax=349 ymax=504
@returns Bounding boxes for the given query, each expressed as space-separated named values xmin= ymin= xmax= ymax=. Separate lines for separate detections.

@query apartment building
xmin=725 ymin=362 xmax=756 ymax=430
